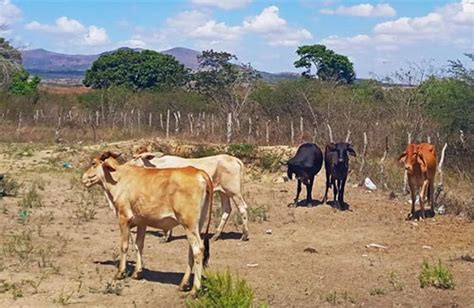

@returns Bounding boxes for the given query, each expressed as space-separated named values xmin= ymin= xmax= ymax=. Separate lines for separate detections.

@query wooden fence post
xmin=290 ymin=120 xmax=294 ymax=145
xmin=166 ymin=110 xmax=170 ymax=138
xmin=359 ymin=132 xmax=368 ymax=174
xmin=403 ymin=132 xmax=412 ymax=193
xmin=265 ymin=120 xmax=270 ymax=145
xmin=227 ymin=113 xmax=232 ymax=143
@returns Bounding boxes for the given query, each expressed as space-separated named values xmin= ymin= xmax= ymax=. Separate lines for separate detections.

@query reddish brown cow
xmin=399 ymin=143 xmax=437 ymax=219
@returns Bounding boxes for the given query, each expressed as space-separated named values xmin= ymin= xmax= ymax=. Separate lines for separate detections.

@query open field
xmin=0 ymin=141 xmax=473 ymax=307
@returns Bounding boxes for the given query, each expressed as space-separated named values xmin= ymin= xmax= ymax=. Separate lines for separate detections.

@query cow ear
xmin=327 ymin=143 xmax=336 ymax=152
xmin=416 ymin=151 xmax=426 ymax=167
xmin=348 ymin=146 xmax=356 ymax=157
xmin=398 ymin=151 xmax=407 ymax=164
xmin=102 ymin=159 xmax=117 ymax=171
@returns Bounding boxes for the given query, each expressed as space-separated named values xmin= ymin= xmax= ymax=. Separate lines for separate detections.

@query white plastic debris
xmin=366 ymin=243 xmax=387 ymax=249
xmin=436 ymin=205 xmax=446 ymax=215
xmin=364 ymin=177 xmax=377 ymax=191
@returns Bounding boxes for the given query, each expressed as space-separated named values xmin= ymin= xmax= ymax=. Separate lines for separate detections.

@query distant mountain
xmin=21 ymin=47 xmax=298 ymax=84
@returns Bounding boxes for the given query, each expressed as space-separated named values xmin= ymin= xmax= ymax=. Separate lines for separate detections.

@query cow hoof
xmin=131 ymin=270 xmax=142 ymax=280
xmin=240 ymin=234 xmax=249 ymax=241
xmin=114 ymin=271 xmax=127 ymax=280
xmin=288 ymin=201 xmax=297 ymax=208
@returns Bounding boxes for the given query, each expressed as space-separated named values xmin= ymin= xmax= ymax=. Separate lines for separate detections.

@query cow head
xmin=81 ymin=151 xmax=122 ymax=188
xmin=327 ymin=142 xmax=356 ymax=166
xmin=287 ymin=164 xmax=312 ymax=185
xmin=398 ymin=144 xmax=422 ymax=173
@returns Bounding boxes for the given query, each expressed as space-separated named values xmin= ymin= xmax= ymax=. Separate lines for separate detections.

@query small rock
xmin=435 ymin=205 xmax=446 ymax=215
xmin=246 ymin=263 xmax=259 ymax=267
xmin=422 ymin=245 xmax=432 ymax=250
xmin=303 ymin=247 xmax=318 ymax=254
xmin=389 ymin=191 xmax=397 ymax=200
xmin=265 ymin=229 xmax=272 ymax=235
xmin=461 ymin=255 xmax=474 ymax=263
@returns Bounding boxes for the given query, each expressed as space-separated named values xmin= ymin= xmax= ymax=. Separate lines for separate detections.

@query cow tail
xmin=203 ymin=173 xmax=213 ymax=268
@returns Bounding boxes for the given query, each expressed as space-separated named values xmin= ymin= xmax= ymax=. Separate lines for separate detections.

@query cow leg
xmin=419 ymin=179 xmax=429 ymax=220
xmin=232 ymin=194 xmax=250 ymax=241
xmin=408 ymin=182 xmax=417 ymax=220
xmin=115 ymin=217 xmax=130 ymax=280
xmin=161 ymin=229 xmax=172 ymax=243
xmin=184 ymin=227 xmax=204 ymax=296
xmin=332 ymin=179 xmax=339 ymax=208
xmin=305 ymin=176 xmax=314 ymax=206
xmin=339 ymin=177 xmax=347 ymax=209
xmin=132 ymin=225 xmax=146 ymax=279
xmin=212 ymin=192 xmax=231 ymax=241
xmin=179 ymin=247 xmax=193 ymax=291
xmin=291 ymin=180 xmax=302 ymax=206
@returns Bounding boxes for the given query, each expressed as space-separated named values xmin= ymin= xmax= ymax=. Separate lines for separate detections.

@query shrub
xmin=419 ymin=259 xmax=455 ymax=289
xmin=227 ymin=144 xmax=257 ymax=160
xmin=187 ymin=271 xmax=254 ymax=308
xmin=190 ymin=145 xmax=222 ymax=158
xmin=0 ymin=174 xmax=20 ymax=196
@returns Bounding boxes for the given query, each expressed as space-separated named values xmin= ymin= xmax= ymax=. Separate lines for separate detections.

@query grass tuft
xmin=419 ymin=259 xmax=455 ymax=289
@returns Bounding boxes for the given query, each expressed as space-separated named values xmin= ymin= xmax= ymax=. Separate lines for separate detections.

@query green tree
xmin=8 ymin=68 xmax=41 ymax=95
xmin=294 ymin=44 xmax=355 ymax=84
xmin=83 ymin=49 xmax=189 ymax=90
xmin=191 ymin=50 xmax=260 ymax=117
xmin=0 ymin=37 xmax=23 ymax=90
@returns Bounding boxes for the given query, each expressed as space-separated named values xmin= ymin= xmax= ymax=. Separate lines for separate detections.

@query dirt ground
xmin=0 ymin=142 xmax=473 ymax=307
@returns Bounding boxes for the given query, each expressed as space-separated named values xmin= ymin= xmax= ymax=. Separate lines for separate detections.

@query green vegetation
xmin=8 ymin=69 xmax=41 ymax=96
xmin=227 ymin=143 xmax=257 ymax=159
xmin=419 ymin=260 xmax=455 ymax=289
xmin=83 ymin=49 xmax=188 ymax=90
xmin=321 ymin=290 xmax=355 ymax=305
xmin=294 ymin=44 xmax=355 ymax=84
xmin=187 ymin=271 xmax=255 ymax=308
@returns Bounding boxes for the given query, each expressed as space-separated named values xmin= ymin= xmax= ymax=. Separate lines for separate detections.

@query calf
xmin=322 ymin=142 xmax=356 ymax=209
xmin=399 ymin=143 xmax=437 ymax=220
xmin=130 ymin=151 xmax=250 ymax=241
xmin=81 ymin=151 xmax=213 ymax=294
xmin=286 ymin=143 xmax=323 ymax=207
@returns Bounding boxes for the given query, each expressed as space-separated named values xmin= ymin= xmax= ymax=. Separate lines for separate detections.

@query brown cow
xmin=81 ymin=151 xmax=213 ymax=294
xmin=399 ymin=143 xmax=437 ymax=220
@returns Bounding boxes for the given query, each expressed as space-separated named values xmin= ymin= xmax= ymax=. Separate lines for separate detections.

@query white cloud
xmin=243 ymin=6 xmax=286 ymax=32
xmin=190 ymin=20 xmax=241 ymax=41
xmin=321 ymin=3 xmax=396 ymax=17
xmin=244 ymin=6 xmax=313 ymax=46
xmin=0 ymin=0 xmax=21 ymax=25
xmin=25 ymin=16 xmax=108 ymax=46
xmin=191 ymin=0 xmax=251 ymax=10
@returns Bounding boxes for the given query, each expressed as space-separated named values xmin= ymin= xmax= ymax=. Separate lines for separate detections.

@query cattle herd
xmin=81 ymin=141 xmax=437 ymax=295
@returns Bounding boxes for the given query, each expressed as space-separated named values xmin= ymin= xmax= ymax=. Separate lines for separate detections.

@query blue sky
xmin=1 ymin=0 xmax=473 ymax=77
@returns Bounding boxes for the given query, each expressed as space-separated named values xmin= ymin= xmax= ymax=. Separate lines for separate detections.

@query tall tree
xmin=191 ymin=49 xmax=260 ymax=118
xmin=83 ymin=49 xmax=189 ymax=90
xmin=0 ymin=37 xmax=22 ymax=90
xmin=294 ymin=44 xmax=355 ymax=84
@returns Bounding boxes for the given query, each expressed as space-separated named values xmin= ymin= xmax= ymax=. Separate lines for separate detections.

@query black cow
xmin=322 ymin=142 xmax=356 ymax=209
xmin=286 ymin=143 xmax=323 ymax=207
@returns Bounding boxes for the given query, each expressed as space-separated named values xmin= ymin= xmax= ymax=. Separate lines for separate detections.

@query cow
xmin=398 ymin=143 xmax=437 ymax=220
xmin=285 ymin=143 xmax=323 ymax=207
xmin=130 ymin=150 xmax=250 ymax=241
xmin=81 ymin=151 xmax=213 ymax=294
xmin=322 ymin=142 xmax=356 ymax=209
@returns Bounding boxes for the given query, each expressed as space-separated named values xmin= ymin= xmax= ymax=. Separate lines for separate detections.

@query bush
xmin=190 ymin=145 xmax=222 ymax=158
xmin=227 ymin=144 xmax=257 ymax=160
xmin=187 ymin=271 xmax=255 ymax=308
xmin=419 ymin=259 xmax=455 ymax=289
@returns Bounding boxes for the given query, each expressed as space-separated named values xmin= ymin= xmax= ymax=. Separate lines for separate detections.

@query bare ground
xmin=0 ymin=143 xmax=473 ymax=307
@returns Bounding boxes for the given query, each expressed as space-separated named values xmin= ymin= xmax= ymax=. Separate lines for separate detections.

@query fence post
xmin=403 ymin=132 xmax=412 ymax=193
xmin=95 ymin=111 xmax=99 ymax=127
xmin=211 ymin=114 xmax=215 ymax=136
xmin=290 ymin=120 xmax=294 ymax=145
xmin=148 ymin=112 xmax=152 ymax=128
xmin=188 ymin=113 xmax=194 ymax=135
xmin=226 ymin=113 xmax=232 ymax=144
xmin=265 ymin=120 xmax=270 ymax=145
xmin=173 ymin=112 xmax=179 ymax=133
xmin=359 ymin=132 xmax=368 ymax=174
xmin=166 ymin=110 xmax=170 ymax=138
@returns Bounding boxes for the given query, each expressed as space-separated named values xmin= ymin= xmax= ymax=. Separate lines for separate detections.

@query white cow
xmin=129 ymin=151 xmax=250 ymax=241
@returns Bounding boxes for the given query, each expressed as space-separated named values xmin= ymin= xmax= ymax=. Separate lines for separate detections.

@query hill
xmin=21 ymin=47 xmax=297 ymax=84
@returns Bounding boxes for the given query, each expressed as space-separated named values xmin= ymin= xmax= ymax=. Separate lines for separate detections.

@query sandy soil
xmin=0 ymin=143 xmax=473 ymax=307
